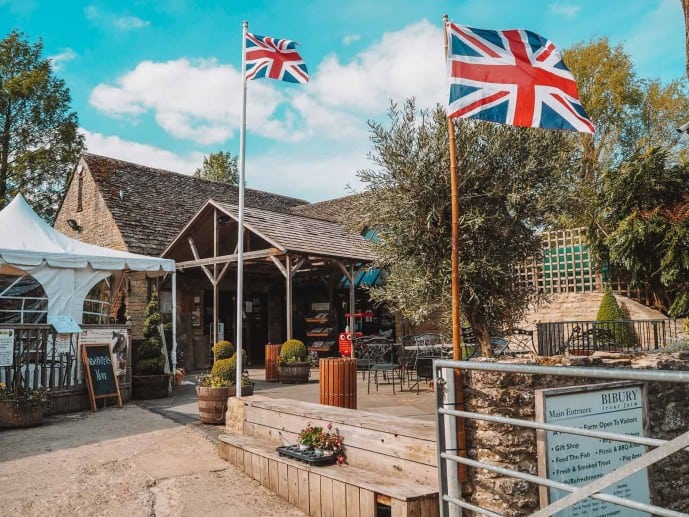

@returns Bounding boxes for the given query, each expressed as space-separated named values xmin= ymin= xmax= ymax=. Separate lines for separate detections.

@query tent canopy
xmin=0 ymin=195 xmax=174 ymax=322
xmin=0 ymin=195 xmax=175 ymax=272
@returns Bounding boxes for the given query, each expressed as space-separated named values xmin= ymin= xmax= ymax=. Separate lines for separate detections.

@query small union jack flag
xmin=245 ymin=32 xmax=309 ymax=83
xmin=447 ymin=23 xmax=593 ymax=133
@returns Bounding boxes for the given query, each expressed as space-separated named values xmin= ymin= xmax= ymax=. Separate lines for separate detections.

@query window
xmin=83 ymin=278 xmax=113 ymax=324
xmin=0 ymin=267 xmax=48 ymax=324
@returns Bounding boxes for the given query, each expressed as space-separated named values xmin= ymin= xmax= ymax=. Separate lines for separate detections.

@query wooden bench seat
xmin=219 ymin=433 xmax=438 ymax=517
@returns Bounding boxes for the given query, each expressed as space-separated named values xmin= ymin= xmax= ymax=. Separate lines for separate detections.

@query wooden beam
xmin=271 ymin=255 xmax=288 ymax=278
xmin=188 ymin=237 xmax=214 ymax=285
xmin=177 ymin=247 xmax=282 ymax=269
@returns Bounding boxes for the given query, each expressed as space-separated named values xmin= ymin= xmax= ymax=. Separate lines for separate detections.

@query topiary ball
xmin=211 ymin=356 xmax=237 ymax=382
xmin=212 ymin=340 xmax=235 ymax=359
xmin=279 ymin=339 xmax=307 ymax=363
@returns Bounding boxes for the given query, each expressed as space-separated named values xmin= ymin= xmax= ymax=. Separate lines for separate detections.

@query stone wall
xmin=462 ymin=352 xmax=689 ymax=516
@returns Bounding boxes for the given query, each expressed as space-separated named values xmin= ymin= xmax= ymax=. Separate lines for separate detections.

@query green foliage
xmin=558 ymin=38 xmax=689 ymax=227
xmin=587 ymin=147 xmax=689 ymax=316
xmin=211 ymin=355 xmax=237 ymax=382
xmin=279 ymin=339 xmax=308 ymax=363
xmin=596 ymin=286 xmax=624 ymax=321
xmin=596 ymin=286 xmax=636 ymax=347
xmin=212 ymin=340 xmax=235 ymax=360
xmin=354 ymin=100 xmax=575 ymax=354
xmin=0 ymin=30 xmax=85 ymax=220
xmin=193 ymin=151 xmax=239 ymax=185
xmin=136 ymin=290 xmax=166 ymax=375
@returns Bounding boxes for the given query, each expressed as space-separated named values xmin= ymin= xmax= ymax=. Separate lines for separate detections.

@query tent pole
xmin=171 ymin=270 xmax=177 ymax=375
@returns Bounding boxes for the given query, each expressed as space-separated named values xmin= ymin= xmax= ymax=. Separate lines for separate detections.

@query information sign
xmin=536 ymin=382 xmax=650 ymax=517
xmin=0 ymin=329 xmax=14 ymax=367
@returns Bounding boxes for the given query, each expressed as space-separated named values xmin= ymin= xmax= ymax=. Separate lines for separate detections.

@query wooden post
xmin=444 ymin=14 xmax=467 ymax=484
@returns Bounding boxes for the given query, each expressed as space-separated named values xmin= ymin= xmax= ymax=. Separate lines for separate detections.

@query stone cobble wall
xmin=463 ymin=352 xmax=689 ymax=516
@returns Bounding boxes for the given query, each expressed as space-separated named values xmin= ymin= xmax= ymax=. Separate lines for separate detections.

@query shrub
xmin=211 ymin=355 xmax=237 ymax=382
xmin=279 ymin=339 xmax=308 ymax=364
xmin=596 ymin=285 xmax=636 ymax=347
xmin=212 ymin=340 xmax=235 ymax=360
xmin=135 ymin=290 xmax=166 ymax=375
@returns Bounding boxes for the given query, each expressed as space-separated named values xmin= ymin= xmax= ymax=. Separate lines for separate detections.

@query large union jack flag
xmin=245 ymin=32 xmax=309 ymax=83
xmin=447 ymin=23 xmax=593 ymax=133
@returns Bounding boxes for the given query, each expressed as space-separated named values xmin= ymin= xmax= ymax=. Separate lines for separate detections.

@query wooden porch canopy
xmin=161 ymin=198 xmax=376 ymax=343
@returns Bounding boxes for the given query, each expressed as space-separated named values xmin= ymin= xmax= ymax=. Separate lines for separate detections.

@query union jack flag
xmin=447 ymin=23 xmax=594 ymax=133
xmin=245 ymin=32 xmax=309 ymax=83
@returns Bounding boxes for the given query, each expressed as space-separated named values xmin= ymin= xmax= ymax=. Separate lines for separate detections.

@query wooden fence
xmin=0 ymin=323 xmax=130 ymax=414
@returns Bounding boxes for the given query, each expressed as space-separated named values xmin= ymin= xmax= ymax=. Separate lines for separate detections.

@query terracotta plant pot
xmin=0 ymin=401 xmax=44 ymax=428
xmin=278 ymin=363 xmax=311 ymax=384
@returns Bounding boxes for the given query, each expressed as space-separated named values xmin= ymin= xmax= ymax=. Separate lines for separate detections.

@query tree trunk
xmin=466 ymin=305 xmax=493 ymax=357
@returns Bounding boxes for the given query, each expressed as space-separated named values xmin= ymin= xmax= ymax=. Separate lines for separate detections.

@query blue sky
xmin=1 ymin=0 xmax=684 ymax=202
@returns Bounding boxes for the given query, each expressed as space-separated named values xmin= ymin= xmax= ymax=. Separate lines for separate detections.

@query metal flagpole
xmin=235 ymin=20 xmax=248 ymax=398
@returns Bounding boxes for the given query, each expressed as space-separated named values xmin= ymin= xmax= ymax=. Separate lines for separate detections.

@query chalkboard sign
xmin=82 ymin=344 xmax=123 ymax=411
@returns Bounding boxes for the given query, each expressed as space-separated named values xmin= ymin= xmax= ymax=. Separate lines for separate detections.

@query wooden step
xmin=218 ymin=432 xmax=439 ymax=517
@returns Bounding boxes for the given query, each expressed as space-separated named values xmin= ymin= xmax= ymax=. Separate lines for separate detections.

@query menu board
xmin=536 ymin=382 xmax=650 ymax=517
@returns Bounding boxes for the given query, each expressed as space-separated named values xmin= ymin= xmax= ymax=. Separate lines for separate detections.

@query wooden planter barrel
xmin=196 ymin=384 xmax=254 ymax=424
xmin=0 ymin=401 xmax=44 ymax=428
xmin=265 ymin=344 xmax=282 ymax=382
xmin=132 ymin=374 xmax=172 ymax=400
xmin=319 ymin=358 xmax=357 ymax=409
xmin=277 ymin=363 xmax=311 ymax=384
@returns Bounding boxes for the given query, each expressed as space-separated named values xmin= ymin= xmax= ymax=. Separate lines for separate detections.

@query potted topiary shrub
xmin=277 ymin=339 xmax=311 ymax=384
xmin=196 ymin=341 xmax=253 ymax=424
xmin=132 ymin=290 xmax=172 ymax=400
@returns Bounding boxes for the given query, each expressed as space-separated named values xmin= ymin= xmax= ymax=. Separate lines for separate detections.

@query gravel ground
xmin=0 ymin=405 xmax=305 ymax=517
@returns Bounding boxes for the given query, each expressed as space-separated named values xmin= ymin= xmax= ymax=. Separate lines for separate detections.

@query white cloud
xmin=309 ymin=20 xmax=445 ymax=114
xmin=49 ymin=48 xmax=77 ymax=71
xmin=84 ymin=5 xmax=149 ymax=31
xmin=113 ymin=15 xmax=149 ymax=30
xmin=342 ymin=34 xmax=361 ymax=45
xmin=549 ymin=3 xmax=581 ymax=18
xmin=81 ymin=129 xmax=203 ymax=174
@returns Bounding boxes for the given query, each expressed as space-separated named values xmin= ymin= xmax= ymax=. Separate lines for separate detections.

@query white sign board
xmin=47 ymin=334 xmax=73 ymax=356
xmin=537 ymin=382 xmax=650 ymax=517
xmin=0 ymin=329 xmax=14 ymax=367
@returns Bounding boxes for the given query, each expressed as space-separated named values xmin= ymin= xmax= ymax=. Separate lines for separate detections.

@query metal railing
xmin=536 ymin=319 xmax=676 ymax=356
xmin=433 ymin=359 xmax=689 ymax=517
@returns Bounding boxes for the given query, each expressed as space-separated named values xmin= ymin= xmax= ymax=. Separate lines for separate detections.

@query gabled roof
xmin=165 ymin=199 xmax=376 ymax=263
xmin=80 ymin=153 xmax=308 ymax=256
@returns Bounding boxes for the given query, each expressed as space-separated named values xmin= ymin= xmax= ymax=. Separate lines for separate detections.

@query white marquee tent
xmin=0 ymin=195 xmax=177 ymax=366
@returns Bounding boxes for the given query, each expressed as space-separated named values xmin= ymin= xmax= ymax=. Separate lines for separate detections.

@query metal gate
xmin=433 ymin=359 xmax=689 ymax=516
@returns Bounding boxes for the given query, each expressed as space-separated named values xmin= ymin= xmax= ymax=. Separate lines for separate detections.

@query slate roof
xmin=213 ymin=200 xmax=375 ymax=262
xmin=81 ymin=153 xmax=308 ymax=256
xmin=289 ymin=193 xmax=364 ymax=223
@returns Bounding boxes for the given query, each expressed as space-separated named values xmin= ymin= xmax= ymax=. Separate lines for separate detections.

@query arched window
xmin=83 ymin=278 xmax=113 ymax=325
xmin=0 ymin=265 xmax=48 ymax=324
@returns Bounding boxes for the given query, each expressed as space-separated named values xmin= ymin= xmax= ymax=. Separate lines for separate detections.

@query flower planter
xmin=196 ymin=383 xmax=254 ymax=424
xmin=132 ymin=374 xmax=172 ymax=400
xmin=0 ymin=400 xmax=44 ymax=428
xmin=278 ymin=363 xmax=311 ymax=384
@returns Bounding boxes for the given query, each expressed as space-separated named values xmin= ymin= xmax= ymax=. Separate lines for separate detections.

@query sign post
xmin=536 ymin=382 xmax=650 ymax=516
xmin=82 ymin=344 xmax=123 ymax=411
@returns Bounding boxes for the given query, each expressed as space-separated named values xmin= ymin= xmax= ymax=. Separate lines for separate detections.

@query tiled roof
xmin=289 ymin=193 xmax=364 ymax=223
xmin=81 ymin=153 xmax=308 ymax=256
xmin=214 ymin=201 xmax=375 ymax=262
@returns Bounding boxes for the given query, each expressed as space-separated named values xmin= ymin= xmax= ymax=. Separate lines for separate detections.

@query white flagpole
xmin=235 ymin=20 xmax=248 ymax=398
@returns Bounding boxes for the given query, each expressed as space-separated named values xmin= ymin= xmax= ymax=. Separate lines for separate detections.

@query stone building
xmin=54 ymin=153 xmax=381 ymax=370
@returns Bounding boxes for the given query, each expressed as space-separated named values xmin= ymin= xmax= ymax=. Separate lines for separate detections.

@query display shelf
xmin=305 ymin=307 xmax=336 ymax=356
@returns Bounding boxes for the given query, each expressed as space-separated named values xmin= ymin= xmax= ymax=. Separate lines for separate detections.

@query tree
xmin=193 ymin=151 xmax=239 ymax=185
xmin=0 ymin=30 xmax=84 ymax=220
xmin=587 ymin=146 xmax=689 ymax=316
xmin=354 ymin=100 xmax=577 ymax=355
xmin=558 ymin=39 xmax=689 ymax=227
